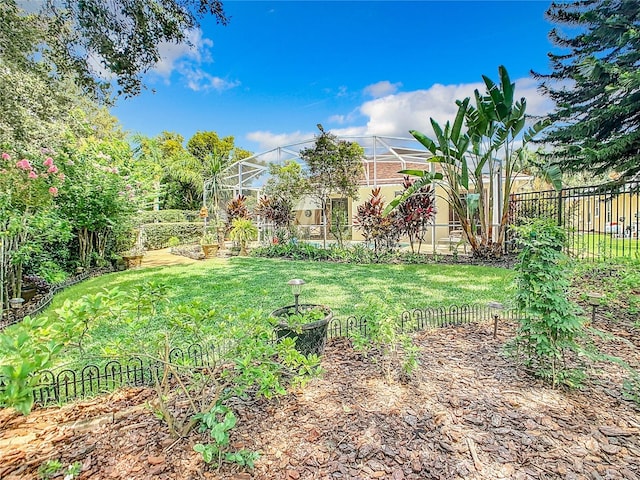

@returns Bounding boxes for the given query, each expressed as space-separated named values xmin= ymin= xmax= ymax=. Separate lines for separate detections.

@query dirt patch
xmin=1 ymin=320 xmax=639 ymax=480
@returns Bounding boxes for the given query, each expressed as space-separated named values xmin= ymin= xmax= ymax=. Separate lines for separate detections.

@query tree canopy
xmin=42 ymin=0 xmax=228 ymax=99
xmin=1 ymin=0 xmax=228 ymax=125
xmin=534 ymin=0 xmax=640 ymax=180
xmin=299 ymin=124 xmax=365 ymax=247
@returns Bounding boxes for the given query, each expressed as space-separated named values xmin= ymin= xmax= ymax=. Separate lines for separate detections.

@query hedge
xmin=135 ymin=209 xmax=202 ymax=225
xmin=142 ymin=222 xmax=204 ymax=249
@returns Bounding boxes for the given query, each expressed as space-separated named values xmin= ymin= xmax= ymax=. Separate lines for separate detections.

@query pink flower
xmin=49 ymin=187 xmax=58 ymax=196
xmin=58 ymin=173 xmax=66 ymax=181
xmin=16 ymin=159 xmax=32 ymax=170
xmin=28 ymin=170 xmax=38 ymax=179
xmin=1 ymin=152 xmax=10 ymax=160
xmin=0 ymin=169 xmax=7 ymax=174
xmin=43 ymin=157 xmax=54 ymax=167
xmin=47 ymin=165 xmax=59 ymax=174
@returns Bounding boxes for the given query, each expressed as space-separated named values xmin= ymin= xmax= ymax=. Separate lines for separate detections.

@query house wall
xmin=563 ymin=191 xmax=639 ymax=235
xmin=290 ymin=175 xmax=536 ymax=249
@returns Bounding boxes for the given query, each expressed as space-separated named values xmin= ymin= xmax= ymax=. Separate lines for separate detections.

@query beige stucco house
xmin=225 ymin=135 xmax=534 ymax=253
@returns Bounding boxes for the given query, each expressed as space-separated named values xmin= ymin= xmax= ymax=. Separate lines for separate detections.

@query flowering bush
xmin=1 ymin=149 xmax=66 ymax=303
xmin=0 ymin=150 xmax=64 ymax=213
xmin=55 ymin=151 xmax=139 ymax=266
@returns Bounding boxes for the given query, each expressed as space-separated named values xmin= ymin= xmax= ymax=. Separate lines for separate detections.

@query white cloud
xmin=150 ymin=28 xmax=240 ymax=93
xmin=246 ymin=77 xmax=554 ymax=154
xmin=246 ymin=130 xmax=314 ymax=152
xmin=358 ymin=77 xmax=553 ymax=138
xmin=363 ymin=81 xmax=402 ymax=98
xmin=152 ymin=29 xmax=212 ymax=77
xmin=179 ymin=66 xmax=240 ymax=92
xmin=513 ymin=77 xmax=555 ymax=117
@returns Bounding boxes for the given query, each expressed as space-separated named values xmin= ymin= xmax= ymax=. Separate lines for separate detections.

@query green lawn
xmin=570 ymin=233 xmax=639 ymax=259
xmin=49 ymin=257 xmax=513 ymax=315
xmin=38 ymin=257 xmax=513 ymax=366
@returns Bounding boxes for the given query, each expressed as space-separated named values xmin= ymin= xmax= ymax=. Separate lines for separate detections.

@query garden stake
xmin=587 ymin=292 xmax=603 ymax=324
xmin=488 ymin=302 xmax=504 ymax=339
xmin=288 ymin=278 xmax=305 ymax=314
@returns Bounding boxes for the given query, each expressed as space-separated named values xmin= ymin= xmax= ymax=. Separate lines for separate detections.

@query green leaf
xmin=511 ymin=117 xmax=526 ymax=137
xmin=541 ymin=164 xmax=563 ymax=191
xmin=194 ymin=443 xmax=216 ymax=464
xmin=451 ymin=97 xmax=470 ymax=143
xmin=409 ymin=130 xmax=436 ymax=153
xmin=456 ymin=135 xmax=470 ymax=158
xmin=523 ymin=119 xmax=550 ymax=143
xmin=460 ymin=157 xmax=469 ymax=190
xmin=382 ymin=173 xmax=438 ymax=216
xmin=499 ymin=65 xmax=514 ymax=108
xmin=398 ymin=169 xmax=430 ymax=177
xmin=429 ymin=119 xmax=448 ymax=154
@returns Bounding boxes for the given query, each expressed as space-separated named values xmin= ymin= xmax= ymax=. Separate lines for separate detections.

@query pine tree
xmin=534 ymin=0 xmax=640 ymax=180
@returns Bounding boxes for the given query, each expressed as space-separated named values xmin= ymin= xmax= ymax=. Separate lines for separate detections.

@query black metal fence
xmin=508 ymin=181 xmax=640 ymax=260
xmin=327 ymin=304 xmax=518 ymax=339
xmin=18 ymin=303 xmax=516 ymax=407
xmin=0 ymin=266 xmax=114 ymax=331
xmin=29 ymin=344 xmax=216 ymax=406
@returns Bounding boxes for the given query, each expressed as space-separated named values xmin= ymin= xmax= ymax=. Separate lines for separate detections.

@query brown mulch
xmin=1 ymin=319 xmax=639 ymax=480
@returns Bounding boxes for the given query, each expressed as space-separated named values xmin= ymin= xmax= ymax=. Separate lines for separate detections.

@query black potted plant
xmin=270 ymin=279 xmax=333 ymax=356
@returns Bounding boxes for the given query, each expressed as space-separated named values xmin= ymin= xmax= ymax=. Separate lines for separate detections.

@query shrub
xmin=396 ymin=176 xmax=436 ymax=254
xmin=506 ymin=219 xmax=586 ymax=387
xmin=351 ymin=297 xmax=420 ymax=383
xmin=142 ymin=222 xmax=203 ymax=249
xmin=354 ymin=188 xmax=402 ymax=254
xmin=226 ymin=195 xmax=250 ymax=230
xmin=0 ymin=316 xmax=65 ymax=414
xmin=135 ymin=209 xmax=201 ymax=224
xmin=229 ymin=218 xmax=258 ymax=255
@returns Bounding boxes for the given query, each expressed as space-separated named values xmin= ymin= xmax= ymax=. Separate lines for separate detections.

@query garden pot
xmin=202 ymin=244 xmax=219 ymax=259
xmin=122 ymin=254 xmax=144 ymax=269
xmin=9 ymin=297 xmax=25 ymax=309
xmin=20 ymin=286 xmax=37 ymax=302
xmin=271 ymin=304 xmax=333 ymax=356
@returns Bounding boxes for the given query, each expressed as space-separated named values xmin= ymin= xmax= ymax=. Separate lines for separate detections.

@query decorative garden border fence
xmin=508 ymin=181 xmax=639 ymax=260
xmin=11 ymin=303 xmax=518 ymax=407
xmin=30 ymin=343 xmax=217 ymax=406
xmin=0 ymin=266 xmax=114 ymax=331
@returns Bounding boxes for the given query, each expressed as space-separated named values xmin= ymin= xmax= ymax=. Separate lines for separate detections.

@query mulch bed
xmin=1 ymin=317 xmax=639 ymax=480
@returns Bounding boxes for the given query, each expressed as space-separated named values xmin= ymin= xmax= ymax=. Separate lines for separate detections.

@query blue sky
xmin=110 ymin=1 xmax=558 ymax=155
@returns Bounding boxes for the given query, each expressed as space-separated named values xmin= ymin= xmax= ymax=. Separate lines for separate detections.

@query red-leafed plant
xmin=226 ymin=195 xmax=249 ymax=231
xmin=397 ymin=176 xmax=436 ymax=253
xmin=354 ymin=188 xmax=401 ymax=254
xmin=255 ymin=195 xmax=294 ymax=242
